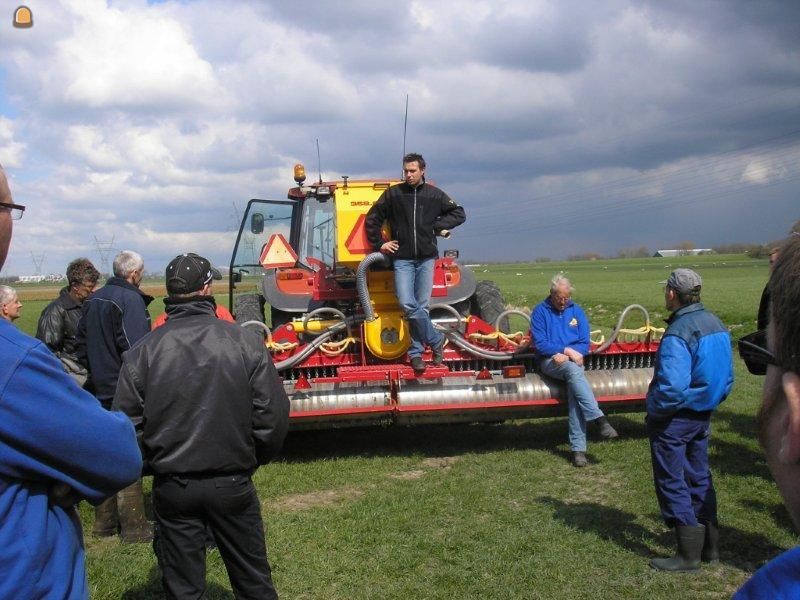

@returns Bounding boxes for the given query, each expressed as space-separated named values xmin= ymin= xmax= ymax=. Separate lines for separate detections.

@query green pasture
xmin=13 ymin=254 xmax=790 ymax=599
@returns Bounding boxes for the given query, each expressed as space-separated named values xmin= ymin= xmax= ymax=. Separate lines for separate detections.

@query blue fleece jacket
xmin=646 ymin=303 xmax=733 ymax=418
xmin=0 ymin=320 xmax=142 ymax=599
xmin=530 ymin=297 xmax=590 ymax=357
xmin=733 ymin=546 xmax=800 ymax=599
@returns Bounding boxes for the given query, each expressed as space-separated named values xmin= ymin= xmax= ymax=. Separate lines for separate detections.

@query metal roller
xmin=289 ymin=383 xmax=390 ymax=412
xmin=397 ymin=368 xmax=653 ymax=407
xmin=286 ymin=368 xmax=654 ymax=428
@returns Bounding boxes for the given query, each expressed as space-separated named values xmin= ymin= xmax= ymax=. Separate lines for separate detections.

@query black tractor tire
xmin=234 ymin=293 xmax=264 ymax=324
xmin=270 ymin=307 xmax=294 ymax=329
xmin=470 ymin=280 xmax=509 ymax=332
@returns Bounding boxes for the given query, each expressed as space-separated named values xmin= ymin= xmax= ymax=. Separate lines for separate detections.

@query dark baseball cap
xmin=165 ymin=253 xmax=221 ymax=294
xmin=660 ymin=268 xmax=702 ymax=294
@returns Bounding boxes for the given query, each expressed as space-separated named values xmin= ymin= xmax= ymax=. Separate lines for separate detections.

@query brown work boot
xmin=118 ymin=479 xmax=153 ymax=543
xmin=572 ymin=451 xmax=588 ymax=467
xmin=92 ymin=496 xmax=118 ymax=537
xmin=410 ymin=356 xmax=426 ymax=373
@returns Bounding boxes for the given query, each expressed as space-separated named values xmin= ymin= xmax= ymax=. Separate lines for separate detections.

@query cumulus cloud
xmin=0 ymin=117 xmax=26 ymax=167
xmin=0 ymin=0 xmax=798 ymax=274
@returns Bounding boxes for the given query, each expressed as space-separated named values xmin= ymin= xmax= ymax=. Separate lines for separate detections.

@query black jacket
xmin=365 ymin=181 xmax=466 ymax=260
xmin=112 ymin=297 xmax=290 ymax=475
xmin=76 ymin=277 xmax=153 ymax=402
xmin=35 ymin=287 xmax=82 ymax=359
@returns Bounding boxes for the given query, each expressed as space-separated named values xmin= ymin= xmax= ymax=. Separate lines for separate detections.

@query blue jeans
xmin=647 ymin=413 xmax=717 ymax=527
xmin=394 ymin=258 xmax=444 ymax=358
xmin=539 ymin=358 xmax=604 ymax=452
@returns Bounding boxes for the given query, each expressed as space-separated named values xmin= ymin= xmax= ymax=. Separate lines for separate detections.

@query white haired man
xmin=77 ymin=249 xmax=154 ymax=542
xmin=0 ymin=284 xmax=22 ymax=321
xmin=531 ymin=274 xmax=618 ymax=467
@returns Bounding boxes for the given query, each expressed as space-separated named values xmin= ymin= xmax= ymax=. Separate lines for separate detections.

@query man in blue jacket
xmin=0 ymin=164 xmax=142 ymax=599
xmin=647 ymin=268 xmax=733 ymax=572
xmin=77 ymin=249 xmax=154 ymax=542
xmin=531 ymin=274 xmax=618 ymax=467
xmin=734 ymin=233 xmax=800 ymax=598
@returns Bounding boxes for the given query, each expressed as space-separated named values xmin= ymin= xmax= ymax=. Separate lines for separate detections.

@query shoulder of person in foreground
xmin=733 ymin=546 xmax=800 ymax=599
xmin=0 ymin=327 xmax=142 ymax=503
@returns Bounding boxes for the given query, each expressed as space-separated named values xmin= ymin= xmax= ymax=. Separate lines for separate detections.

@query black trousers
xmin=152 ymin=473 xmax=278 ymax=600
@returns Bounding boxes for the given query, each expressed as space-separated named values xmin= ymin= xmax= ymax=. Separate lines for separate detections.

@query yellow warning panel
xmin=336 ymin=180 xmax=399 ymax=268
xmin=13 ymin=6 xmax=33 ymax=28
xmin=259 ymin=233 xmax=298 ymax=269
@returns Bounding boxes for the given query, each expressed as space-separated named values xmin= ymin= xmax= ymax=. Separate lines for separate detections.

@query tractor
xmin=227 ymin=165 xmax=660 ymax=429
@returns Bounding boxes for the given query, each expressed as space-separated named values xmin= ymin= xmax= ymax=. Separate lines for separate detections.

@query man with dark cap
xmin=114 ymin=252 xmax=290 ymax=599
xmin=647 ymin=268 xmax=733 ymax=572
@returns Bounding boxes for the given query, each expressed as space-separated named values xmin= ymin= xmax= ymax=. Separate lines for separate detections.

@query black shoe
xmin=410 ymin=356 xmax=426 ymax=373
xmin=572 ymin=451 xmax=588 ymax=467
xmin=593 ymin=416 xmax=619 ymax=439
xmin=431 ymin=337 xmax=445 ymax=366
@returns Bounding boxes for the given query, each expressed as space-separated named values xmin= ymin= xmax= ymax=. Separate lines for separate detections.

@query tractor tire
xmin=470 ymin=280 xmax=509 ymax=332
xmin=270 ymin=307 xmax=294 ymax=329
xmin=234 ymin=293 xmax=264 ymax=324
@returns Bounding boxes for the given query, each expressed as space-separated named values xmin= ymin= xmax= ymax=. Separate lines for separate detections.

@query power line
xmin=93 ymin=235 xmax=116 ymax=276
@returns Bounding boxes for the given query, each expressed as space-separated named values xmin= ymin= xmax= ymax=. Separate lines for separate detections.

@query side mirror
xmin=251 ymin=213 xmax=264 ymax=234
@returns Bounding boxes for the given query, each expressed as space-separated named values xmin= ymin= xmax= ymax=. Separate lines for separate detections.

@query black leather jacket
xmin=35 ymin=287 xmax=82 ymax=359
xmin=112 ymin=297 xmax=290 ymax=475
xmin=365 ymin=181 xmax=466 ymax=259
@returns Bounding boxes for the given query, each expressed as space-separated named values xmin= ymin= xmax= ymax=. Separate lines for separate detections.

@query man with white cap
xmin=114 ymin=252 xmax=290 ymax=599
xmin=647 ymin=268 xmax=733 ymax=571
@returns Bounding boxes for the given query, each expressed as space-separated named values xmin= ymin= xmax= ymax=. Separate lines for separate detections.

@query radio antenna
xmin=401 ymin=94 xmax=409 ymax=179
xmin=316 ymin=138 xmax=322 ymax=183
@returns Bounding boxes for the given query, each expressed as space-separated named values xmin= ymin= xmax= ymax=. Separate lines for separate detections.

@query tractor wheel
xmin=470 ymin=280 xmax=509 ymax=332
xmin=234 ymin=293 xmax=264 ymax=324
xmin=270 ymin=307 xmax=294 ymax=329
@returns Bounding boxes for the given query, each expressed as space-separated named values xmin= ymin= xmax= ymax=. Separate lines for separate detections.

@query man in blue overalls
xmin=647 ymin=268 xmax=733 ymax=571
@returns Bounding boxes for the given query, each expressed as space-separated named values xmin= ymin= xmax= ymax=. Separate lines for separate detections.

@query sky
xmin=0 ymin=0 xmax=798 ymax=275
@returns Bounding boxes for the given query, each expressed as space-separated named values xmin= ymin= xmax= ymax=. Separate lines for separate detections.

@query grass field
xmin=11 ymin=254 xmax=792 ymax=599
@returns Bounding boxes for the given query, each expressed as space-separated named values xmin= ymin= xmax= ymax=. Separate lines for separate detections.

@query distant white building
xmin=17 ymin=273 xmax=65 ymax=283
xmin=653 ymin=249 xmax=713 ymax=258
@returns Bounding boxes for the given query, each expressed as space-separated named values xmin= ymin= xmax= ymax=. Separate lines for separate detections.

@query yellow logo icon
xmin=569 ymin=318 xmax=578 ymax=327
xmin=13 ymin=6 xmax=33 ymax=28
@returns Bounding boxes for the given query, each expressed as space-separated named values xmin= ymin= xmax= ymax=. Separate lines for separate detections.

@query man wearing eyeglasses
xmin=0 ymin=164 xmax=142 ymax=599
xmin=734 ymin=234 xmax=800 ymax=598
xmin=647 ymin=268 xmax=733 ymax=572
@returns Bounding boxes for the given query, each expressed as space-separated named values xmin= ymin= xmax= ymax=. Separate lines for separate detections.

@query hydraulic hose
xmin=444 ymin=331 xmax=529 ymax=361
xmin=301 ymin=306 xmax=352 ymax=338
xmin=273 ymin=318 xmax=361 ymax=371
xmin=590 ymin=304 xmax=652 ymax=354
xmin=356 ymin=252 xmax=391 ymax=321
